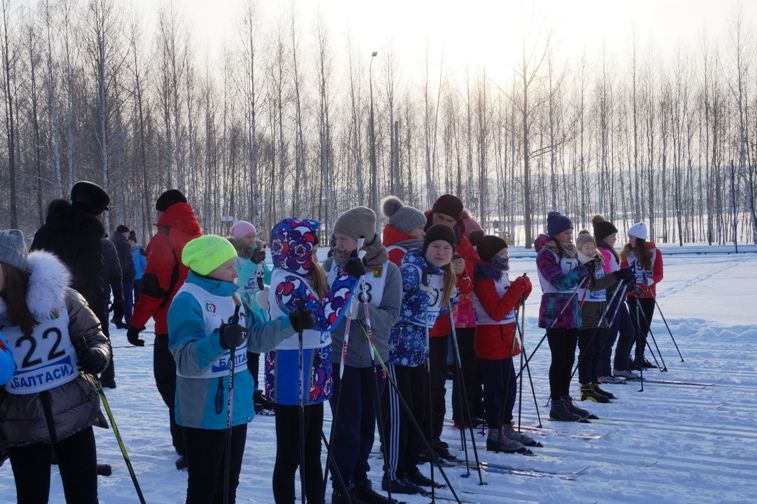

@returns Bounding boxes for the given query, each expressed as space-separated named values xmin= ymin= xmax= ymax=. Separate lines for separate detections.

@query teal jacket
xmin=168 ymin=272 xmax=294 ymax=429
xmin=236 ymin=257 xmax=272 ymax=322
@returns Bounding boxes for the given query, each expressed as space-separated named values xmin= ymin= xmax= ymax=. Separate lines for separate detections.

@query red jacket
xmin=382 ymin=224 xmax=418 ymax=266
xmin=473 ymin=272 xmax=531 ymax=359
xmin=620 ymin=242 xmax=663 ymax=299
xmin=130 ymin=203 xmax=202 ymax=335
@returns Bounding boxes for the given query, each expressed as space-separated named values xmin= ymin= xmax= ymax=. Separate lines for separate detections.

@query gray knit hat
xmin=333 ymin=206 xmax=376 ymax=240
xmin=0 ymin=229 xmax=28 ymax=272
xmin=381 ymin=196 xmax=426 ymax=234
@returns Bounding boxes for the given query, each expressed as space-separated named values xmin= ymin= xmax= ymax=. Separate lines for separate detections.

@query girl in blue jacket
xmin=265 ymin=218 xmax=364 ymax=504
xmin=168 ymin=235 xmax=312 ymax=504
xmin=384 ymin=224 xmax=458 ymax=495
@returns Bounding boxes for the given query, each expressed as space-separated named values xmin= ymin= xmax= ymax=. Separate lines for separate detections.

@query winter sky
xmin=130 ymin=0 xmax=757 ymax=82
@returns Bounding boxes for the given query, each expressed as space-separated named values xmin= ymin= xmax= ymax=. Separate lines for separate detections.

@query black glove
xmin=289 ymin=308 xmax=316 ymax=332
xmin=220 ymin=323 xmax=246 ymax=350
xmin=112 ymin=301 xmax=124 ymax=322
xmin=584 ymin=256 xmax=601 ymax=274
xmin=251 ymin=247 xmax=267 ymax=265
xmin=613 ymin=267 xmax=635 ymax=285
xmin=344 ymin=251 xmax=366 ymax=278
xmin=78 ymin=348 xmax=109 ymax=375
xmin=127 ymin=326 xmax=145 ymax=347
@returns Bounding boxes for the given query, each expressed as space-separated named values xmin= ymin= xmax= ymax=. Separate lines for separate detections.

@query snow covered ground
xmin=2 ymin=250 xmax=756 ymax=503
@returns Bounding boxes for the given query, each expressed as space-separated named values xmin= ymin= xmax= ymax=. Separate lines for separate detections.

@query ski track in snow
xmin=1 ymin=252 xmax=756 ymax=503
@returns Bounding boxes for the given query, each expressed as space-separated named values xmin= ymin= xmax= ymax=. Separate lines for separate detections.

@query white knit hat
xmin=628 ymin=222 xmax=648 ymax=240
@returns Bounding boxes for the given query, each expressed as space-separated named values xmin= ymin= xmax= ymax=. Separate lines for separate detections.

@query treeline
xmin=2 ymin=0 xmax=756 ymax=246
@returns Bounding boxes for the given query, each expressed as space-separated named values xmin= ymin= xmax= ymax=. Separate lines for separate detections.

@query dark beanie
xmin=423 ymin=224 xmax=457 ymax=254
xmin=116 ymin=224 xmax=130 ymax=234
xmin=547 ymin=211 xmax=573 ymax=237
xmin=156 ymin=189 xmax=187 ymax=212
xmin=431 ymin=194 xmax=464 ymax=220
xmin=592 ymin=215 xmax=618 ymax=242
xmin=471 ymin=234 xmax=507 ymax=262
xmin=71 ymin=181 xmax=110 ymax=215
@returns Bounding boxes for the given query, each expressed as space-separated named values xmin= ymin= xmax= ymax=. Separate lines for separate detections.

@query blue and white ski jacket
xmin=388 ymin=248 xmax=454 ymax=368
xmin=264 ymin=218 xmax=359 ymax=406
xmin=168 ymin=272 xmax=294 ymax=429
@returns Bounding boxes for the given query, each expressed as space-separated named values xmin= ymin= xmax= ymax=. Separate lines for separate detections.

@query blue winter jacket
xmin=168 ymin=272 xmax=294 ymax=429
xmin=0 ymin=331 xmax=14 ymax=385
xmin=131 ymin=246 xmax=147 ymax=281
xmin=389 ymin=248 xmax=453 ymax=367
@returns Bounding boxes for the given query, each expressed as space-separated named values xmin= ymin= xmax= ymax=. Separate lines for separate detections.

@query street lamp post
xmin=369 ymin=51 xmax=379 ymax=233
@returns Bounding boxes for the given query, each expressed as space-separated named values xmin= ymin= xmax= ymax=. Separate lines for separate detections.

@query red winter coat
xmin=382 ymin=224 xmax=421 ymax=266
xmin=473 ymin=271 xmax=531 ymax=359
xmin=620 ymin=242 xmax=663 ymax=299
xmin=130 ymin=203 xmax=202 ymax=335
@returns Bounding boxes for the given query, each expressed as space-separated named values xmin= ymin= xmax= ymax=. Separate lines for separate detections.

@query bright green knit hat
xmin=182 ymin=235 xmax=237 ymax=276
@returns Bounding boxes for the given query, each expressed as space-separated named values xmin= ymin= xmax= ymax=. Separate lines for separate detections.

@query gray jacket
xmin=0 ymin=251 xmax=110 ymax=447
xmin=324 ymin=258 xmax=401 ymax=368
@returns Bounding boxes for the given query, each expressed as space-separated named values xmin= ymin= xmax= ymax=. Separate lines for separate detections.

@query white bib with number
xmin=174 ymin=283 xmax=248 ymax=379
xmin=4 ymin=306 xmax=79 ymax=395
xmin=472 ymin=272 xmax=517 ymax=325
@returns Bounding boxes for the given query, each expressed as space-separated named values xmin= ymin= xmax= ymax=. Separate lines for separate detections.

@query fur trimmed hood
xmin=0 ymin=251 xmax=70 ymax=323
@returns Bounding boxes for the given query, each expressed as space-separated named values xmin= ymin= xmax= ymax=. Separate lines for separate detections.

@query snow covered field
xmin=2 ymin=250 xmax=756 ymax=503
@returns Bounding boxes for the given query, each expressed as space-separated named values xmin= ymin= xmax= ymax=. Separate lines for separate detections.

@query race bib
xmin=5 ymin=307 xmax=79 ymax=395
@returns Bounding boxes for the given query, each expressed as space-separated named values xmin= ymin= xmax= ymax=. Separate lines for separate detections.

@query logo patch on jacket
xmin=206 ymin=302 xmax=217 ymax=314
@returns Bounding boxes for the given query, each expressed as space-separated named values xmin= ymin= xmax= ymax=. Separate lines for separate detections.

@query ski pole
xmin=322 ymin=238 xmax=365 ymax=501
xmin=423 ymin=305 xmax=437 ymax=502
xmin=96 ymin=380 xmax=146 ymax=504
xmin=549 ymin=275 xmax=590 ymax=330
xmin=296 ymin=299 xmax=307 ymax=504
xmin=635 ymin=301 xmax=668 ymax=372
xmin=359 ymin=282 xmax=395 ymax=502
xmin=632 ymin=299 xmax=644 ymax=392
xmin=513 ymin=275 xmax=591 ymax=385
xmin=223 ymin=296 xmax=242 ymax=504
xmin=654 ymin=298 xmax=684 ymax=362
xmin=320 ymin=431 xmax=353 ymax=504
xmin=356 ymin=323 xmax=464 ymax=504
xmin=568 ymin=280 xmax=625 ymax=383
xmin=513 ymin=301 xmax=542 ymax=428
xmin=448 ymin=303 xmax=485 ymax=485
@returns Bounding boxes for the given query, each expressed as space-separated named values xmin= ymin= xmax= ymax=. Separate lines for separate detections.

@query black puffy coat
xmin=31 ymin=199 xmax=106 ymax=321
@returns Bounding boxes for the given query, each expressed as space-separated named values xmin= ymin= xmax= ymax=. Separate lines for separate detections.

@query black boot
xmin=580 ymin=384 xmax=610 ymax=403
xmin=549 ymin=397 xmax=582 ymax=421
xmin=592 ymin=382 xmax=616 ymax=400
xmin=565 ymin=395 xmax=598 ymax=420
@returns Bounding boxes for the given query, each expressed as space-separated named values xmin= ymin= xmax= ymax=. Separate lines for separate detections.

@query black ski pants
xmin=8 ymin=426 xmax=98 ymax=504
xmin=184 ymin=424 xmax=247 ymax=504
xmin=547 ymin=328 xmax=578 ymax=400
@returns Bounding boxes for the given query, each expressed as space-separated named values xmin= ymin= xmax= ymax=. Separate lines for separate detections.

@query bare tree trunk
xmin=2 ymin=0 xmax=18 ymax=227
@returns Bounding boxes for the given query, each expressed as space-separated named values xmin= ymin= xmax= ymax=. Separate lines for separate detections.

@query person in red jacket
xmin=620 ymin=221 xmax=663 ymax=370
xmin=423 ymin=194 xmax=477 ymax=461
xmin=126 ymin=190 xmax=202 ymax=470
xmin=381 ymin=196 xmax=426 ymax=266
xmin=470 ymin=234 xmax=536 ymax=453
xmin=452 ymin=210 xmax=485 ymax=428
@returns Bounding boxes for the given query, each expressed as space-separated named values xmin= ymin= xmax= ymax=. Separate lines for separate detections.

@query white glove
xmin=255 ymin=286 xmax=271 ymax=311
